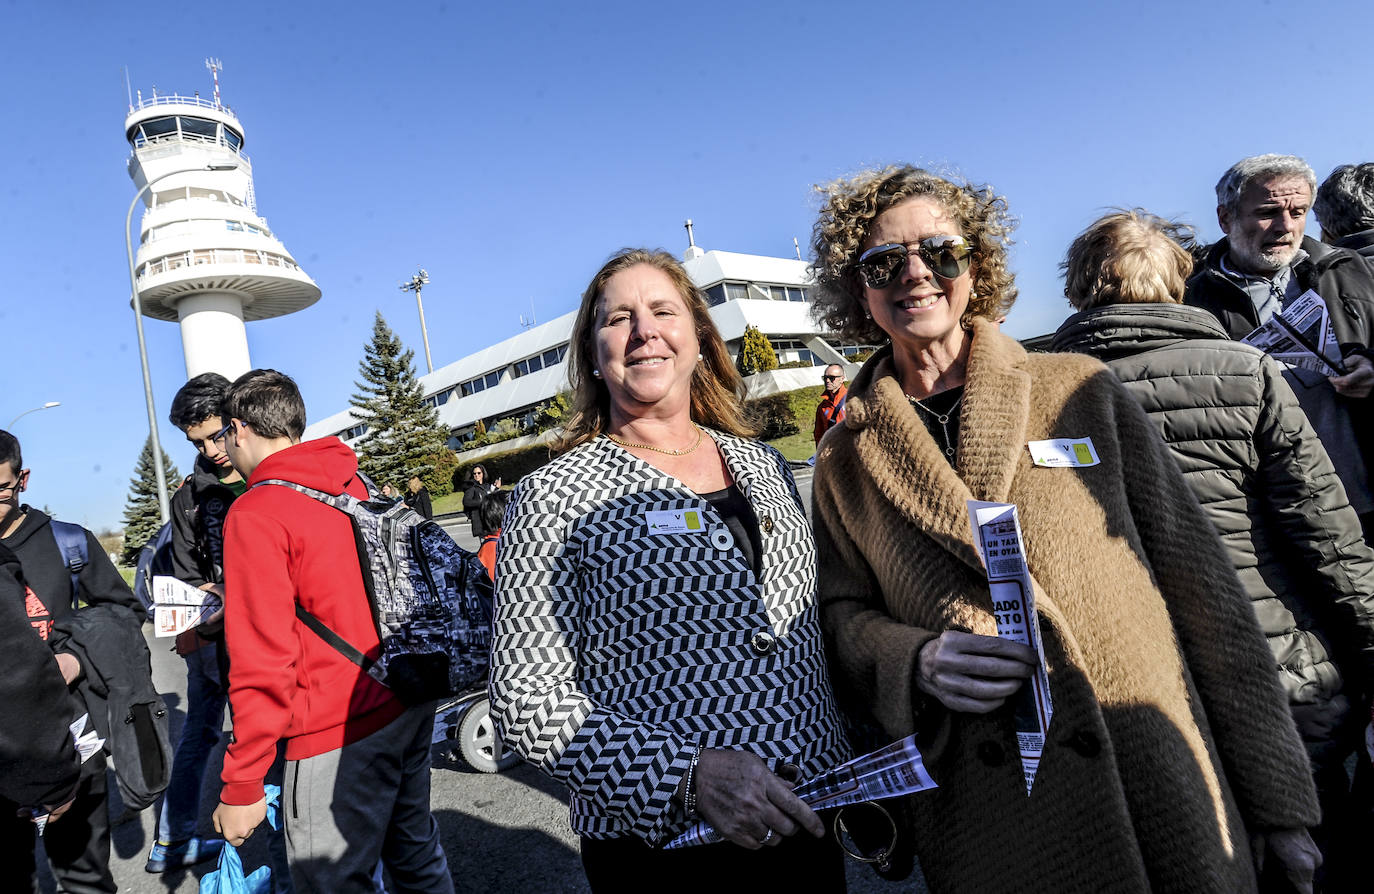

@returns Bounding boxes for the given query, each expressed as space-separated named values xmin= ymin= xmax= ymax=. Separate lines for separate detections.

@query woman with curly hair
xmin=809 ymin=166 xmax=1320 ymax=892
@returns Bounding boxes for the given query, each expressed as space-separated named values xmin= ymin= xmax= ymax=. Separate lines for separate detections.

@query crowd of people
xmin=5 ymin=154 xmax=1374 ymax=894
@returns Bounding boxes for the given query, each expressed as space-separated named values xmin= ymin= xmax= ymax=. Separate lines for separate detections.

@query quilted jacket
xmin=1051 ymin=302 xmax=1374 ymax=759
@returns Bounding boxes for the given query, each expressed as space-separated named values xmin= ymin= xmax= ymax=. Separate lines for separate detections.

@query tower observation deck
xmin=124 ymin=66 xmax=319 ymax=379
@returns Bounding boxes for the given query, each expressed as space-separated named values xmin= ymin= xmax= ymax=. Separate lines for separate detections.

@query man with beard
xmin=1187 ymin=154 xmax=1374 ymax=537
xmin=1186 ymin=154 xmax=1374 ymax=892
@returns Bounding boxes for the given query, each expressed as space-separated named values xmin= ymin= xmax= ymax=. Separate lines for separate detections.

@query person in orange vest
xmin=813 ymin=364 xmax=848 ymax=445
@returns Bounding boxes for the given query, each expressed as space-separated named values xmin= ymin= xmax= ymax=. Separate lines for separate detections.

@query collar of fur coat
xmin=838 ymin=317 xmax=1033 ymax=574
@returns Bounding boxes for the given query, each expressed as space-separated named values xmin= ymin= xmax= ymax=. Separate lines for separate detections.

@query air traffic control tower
xmin=124 ymin=62 xmax=319 ymax=380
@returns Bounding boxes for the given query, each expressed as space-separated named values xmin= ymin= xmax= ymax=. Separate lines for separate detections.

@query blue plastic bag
xmin=200 ymin=785 xmax=281 ymax=894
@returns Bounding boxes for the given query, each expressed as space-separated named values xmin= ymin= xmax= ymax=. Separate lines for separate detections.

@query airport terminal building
xmin=304 ymin=244 xmax=868 ymax=449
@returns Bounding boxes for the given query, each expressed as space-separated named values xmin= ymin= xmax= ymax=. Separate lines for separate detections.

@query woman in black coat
xmin=461 ymin=464 xmax=499 ymax=537
xmin=1051 ymin=209 xmax=1374 ymax=891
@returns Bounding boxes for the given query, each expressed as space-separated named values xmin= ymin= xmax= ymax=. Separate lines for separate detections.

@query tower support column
xmin=176 ymin=291 xmax=251 ymax=380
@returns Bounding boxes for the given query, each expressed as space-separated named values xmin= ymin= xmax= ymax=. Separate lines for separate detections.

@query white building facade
xmin=306 ymin=247 xmax=868 ymax=448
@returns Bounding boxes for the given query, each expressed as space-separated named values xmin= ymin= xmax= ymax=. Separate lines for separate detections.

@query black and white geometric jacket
xmin=490 ymin=429 xmax=850 ymax=843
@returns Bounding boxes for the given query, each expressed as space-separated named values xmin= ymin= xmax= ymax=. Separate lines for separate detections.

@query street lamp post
xmin=126 ymin=163 xmax=239 ymax=524
xmin=7 ymin=401 xmax=61 ymax=430
xmin=400 ymin=268 xmax=434 ymax=374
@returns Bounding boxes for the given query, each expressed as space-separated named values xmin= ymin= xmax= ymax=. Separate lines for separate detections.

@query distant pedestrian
xmin=461 ymin=465 xmax=499 ymax=536
xmin=380 ymin=482 xmax=398 ymax=502
xmin=212 ymin=369 xmax=452 ymax=893
xmin=475 ymin=489 xmax=509 ymax=584
xmin=813 ymin=364 xmax=847 ymax=445
xmin=405 ymin=475 xmax=433 ymax=519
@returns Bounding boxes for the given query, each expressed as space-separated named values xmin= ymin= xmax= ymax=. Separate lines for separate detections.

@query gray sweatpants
xmin=282 ymin=703 xmax=453 ymax=894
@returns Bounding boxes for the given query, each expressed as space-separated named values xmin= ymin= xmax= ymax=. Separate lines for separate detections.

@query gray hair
xmin=1215 ymin=154 xmax=1316 ymax=214
xmin=1314 ymin=163 xmax=1374 ymax=240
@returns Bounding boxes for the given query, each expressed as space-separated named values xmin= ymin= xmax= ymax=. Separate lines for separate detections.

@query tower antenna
xmin=123 ymin=66 xmax=133 ymax=112
xmin=205 ymin=58 xmax=223 ymax=108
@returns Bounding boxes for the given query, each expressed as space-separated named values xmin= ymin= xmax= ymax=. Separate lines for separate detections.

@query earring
xmin=970 ymin=289 xmax=978 ymax=301
xmin=697 ymin=352 xmax=703 ymax=360
xmin=592 ymin=369 xmax=602 ymax=378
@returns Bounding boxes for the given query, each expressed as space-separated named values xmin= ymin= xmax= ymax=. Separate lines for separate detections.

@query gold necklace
xmin=606 ymin=423 xmax=704 ymax=456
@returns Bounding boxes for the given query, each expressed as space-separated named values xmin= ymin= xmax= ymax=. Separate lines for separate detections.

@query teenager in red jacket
xmin=211 ymin=369 xmax=452 ymax=894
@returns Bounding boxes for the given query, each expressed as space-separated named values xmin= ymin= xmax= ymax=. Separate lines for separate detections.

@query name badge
xmin=645 ymin=509 xmax=705 ymax=535
xmin=1027 ymin=437 xmax=1100 ymax=468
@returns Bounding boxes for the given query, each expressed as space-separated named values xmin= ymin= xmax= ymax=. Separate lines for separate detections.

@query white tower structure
xmin=124 ymin=61 xmax=319 ymax=380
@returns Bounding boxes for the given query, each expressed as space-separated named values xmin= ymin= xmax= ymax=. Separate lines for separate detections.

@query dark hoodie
xmin=169 ymin=452 xmax=244 ymax=589
xmin=219 ymin=437 xmax=402 ymax=806
xmin=0 ymin=544 xmax=81 ymax=809
xmin=1 ymin=506 xmax=141 ymax=633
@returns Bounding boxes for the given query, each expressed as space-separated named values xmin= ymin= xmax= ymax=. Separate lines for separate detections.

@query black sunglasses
xmin=857 ymin=235 xmax=973 ymax=288
xmin=822 ymin=374 xmax=843 ymax=381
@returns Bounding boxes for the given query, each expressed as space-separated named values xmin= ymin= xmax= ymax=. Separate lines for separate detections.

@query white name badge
xmin=1027 ymin=437 xmax=1100 ymax=468
xmin=645 ymin=509 xmax=706 ymax=534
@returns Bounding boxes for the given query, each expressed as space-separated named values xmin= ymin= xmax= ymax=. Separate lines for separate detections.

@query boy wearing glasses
xmin=211 ymin=370 xmax=452 ymax=893
xmin=814 ymin=364 xmax=849 ymax=445
xmin=143 ymin=373 xmax=246 ymax=874
xmin=0 ymin=429 xmax=140 ymax=894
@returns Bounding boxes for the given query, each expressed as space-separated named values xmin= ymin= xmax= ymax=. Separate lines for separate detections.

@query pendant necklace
xmin=606 ymin=423 xmax=704 ymax=456
xmin=906 ymin=393 xmax=962 ymax=459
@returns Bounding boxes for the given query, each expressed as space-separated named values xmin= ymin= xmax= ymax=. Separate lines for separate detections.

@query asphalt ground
xmin=40 ymin=467 xmax=922 ymax=892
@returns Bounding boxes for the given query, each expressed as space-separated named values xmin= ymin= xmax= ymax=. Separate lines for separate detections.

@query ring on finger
xmin=761 ymin=829 xmax=774 ymax=845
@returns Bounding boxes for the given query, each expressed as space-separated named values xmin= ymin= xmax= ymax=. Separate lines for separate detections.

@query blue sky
xmin=4 ymin=0 xmax=1373 ymax=532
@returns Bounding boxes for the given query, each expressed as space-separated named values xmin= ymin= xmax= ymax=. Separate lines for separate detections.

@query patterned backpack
xmin=255 ymin=474 xmax=494 ymax=705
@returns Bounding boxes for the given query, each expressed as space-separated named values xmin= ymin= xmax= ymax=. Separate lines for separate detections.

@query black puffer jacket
xmin=1052 ymin=303 xmax=1374 ymax=757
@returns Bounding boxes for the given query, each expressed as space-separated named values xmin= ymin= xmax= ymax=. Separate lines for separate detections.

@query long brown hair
xmin=556 ymin=248 xmax=756 ymax=452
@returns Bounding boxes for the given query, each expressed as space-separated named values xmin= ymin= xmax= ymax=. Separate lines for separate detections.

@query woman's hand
xmin=693 ymin=748 xmax=824 ymax=849
xmin=1252 ymin=828 xmax=1320 ymax=894
xmin=915 ymin=631 xmax=1037 ymax=713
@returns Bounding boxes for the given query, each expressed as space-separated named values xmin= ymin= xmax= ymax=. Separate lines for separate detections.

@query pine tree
xmin=120 ymin=436 xmax=180 ymax=565
xmin=736 ymin=325 xmax=779 ymax=375
xmin=349 ymin=311 xmax=453 ymax=488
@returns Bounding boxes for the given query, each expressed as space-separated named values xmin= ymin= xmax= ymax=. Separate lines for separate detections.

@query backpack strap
xmin=50 ymin=521 xmax=89 ymax=610
xmin=254 ymin=477 xmax=389 ymax=684
xmin=293 ymin=603 xmax=378 ymax=678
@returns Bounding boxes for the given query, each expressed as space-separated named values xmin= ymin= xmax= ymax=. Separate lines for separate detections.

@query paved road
xmin=75 ymin=468 xmax=919 ymax=892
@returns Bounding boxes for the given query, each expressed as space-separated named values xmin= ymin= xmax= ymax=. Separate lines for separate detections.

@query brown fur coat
xmin=813 ymin=319 xmax=1319 ymax=893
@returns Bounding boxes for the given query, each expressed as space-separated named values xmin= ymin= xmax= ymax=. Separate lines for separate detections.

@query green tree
xmin=736 ymin=325 xmax=779 ymax=375
xmin=120 ymin=436 xmax=180 ymax=565
xmin=532 ymin=390 xmax=572 ymax=432
xmin=349 ymin=311 xmax=453 ymax=488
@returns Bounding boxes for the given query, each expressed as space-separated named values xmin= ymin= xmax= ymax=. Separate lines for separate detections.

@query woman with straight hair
xmin=489 ymin=248 xmax=850 ymax=891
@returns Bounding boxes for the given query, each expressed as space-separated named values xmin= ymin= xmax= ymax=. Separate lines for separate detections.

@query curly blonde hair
xmin=555 ymin=248 xmax=756 ymax=453
xmin=1061 ymin=210 xmax=1195 ymax=311
xmin=809 ymin=165 xmax=1017 ymax=343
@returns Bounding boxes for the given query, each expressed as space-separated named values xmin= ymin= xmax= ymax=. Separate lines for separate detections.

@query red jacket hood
xmin=246 ymin=437 xmax=361 ymax=495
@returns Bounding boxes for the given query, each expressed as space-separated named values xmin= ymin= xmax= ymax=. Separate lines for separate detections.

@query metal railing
xmin=132 ymin=93 xmax=233 ymax=114
xmin=136 ymin=247 xmax=302 ymax=282
xmin=131 ymin=132 xmax=251 ymax=165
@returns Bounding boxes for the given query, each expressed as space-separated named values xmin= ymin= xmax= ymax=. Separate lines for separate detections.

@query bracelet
xmin=683 ymin=747 xmax=701 ymax=818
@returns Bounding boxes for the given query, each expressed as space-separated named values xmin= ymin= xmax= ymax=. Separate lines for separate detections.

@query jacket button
xmin=975 ymin=741 xmax=1005 ymax=766
xmin=1065 ymin=730 xmax=1101 ymax=758
xmin=761 ymin=514 xmax=774 ymax=534
xmin=750 ymin=630 xmax=776 ymax=655
xmin=710 ymin=528 xmax=733 ymax=551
